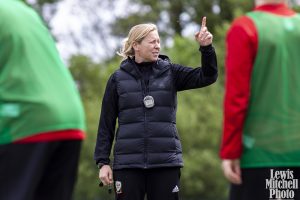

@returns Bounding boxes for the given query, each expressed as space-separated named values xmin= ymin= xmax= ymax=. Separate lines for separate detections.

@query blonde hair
xmin=117 ymin=23 xmax=157 ymax=60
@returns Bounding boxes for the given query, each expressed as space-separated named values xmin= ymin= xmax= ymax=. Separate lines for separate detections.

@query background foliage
xmin=25 ymin=0 xmax=300 ymax=199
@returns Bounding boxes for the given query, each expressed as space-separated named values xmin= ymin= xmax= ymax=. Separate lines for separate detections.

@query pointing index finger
xmin=201 ymin=16 xmax=206 ymax=28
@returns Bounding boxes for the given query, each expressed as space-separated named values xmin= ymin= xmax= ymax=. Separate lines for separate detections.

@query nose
xmin=155 ymin=42 xmax=160 ymax=50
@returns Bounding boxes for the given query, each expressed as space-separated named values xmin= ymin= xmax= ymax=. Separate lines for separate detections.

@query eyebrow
xmin=148 ymin=38 xmax=160 ymax=42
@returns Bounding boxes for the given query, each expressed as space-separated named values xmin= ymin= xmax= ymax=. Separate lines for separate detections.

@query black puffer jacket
xmin=94 ymin=45 xmax=218 ymax=170
xmin=114 ymin=56 xmax=181 ymax=169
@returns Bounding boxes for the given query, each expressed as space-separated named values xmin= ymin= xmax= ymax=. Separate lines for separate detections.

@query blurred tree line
xmin=25 ymin=0 xmax=300 ymax=199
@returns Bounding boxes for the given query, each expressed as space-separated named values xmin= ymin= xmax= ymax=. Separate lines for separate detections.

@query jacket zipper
xmin=141 ymin=79 xmax=148 ymax=169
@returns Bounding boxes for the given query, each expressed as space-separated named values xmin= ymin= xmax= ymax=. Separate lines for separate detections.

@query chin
xmin=152 ymin=56 xmax=159 ymax=61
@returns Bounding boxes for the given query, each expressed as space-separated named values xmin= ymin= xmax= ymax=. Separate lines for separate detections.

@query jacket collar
xmin=120 ymin=55 xmax=171 ymax=79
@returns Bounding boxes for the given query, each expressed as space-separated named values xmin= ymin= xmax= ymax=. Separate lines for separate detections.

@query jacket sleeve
xmin=172 ymin=45 xmax=218 ymax=91
xmin=220 ymin=16 xmax=257 ymax=159
xmin=94 ymin=73 xmax=118 ymax=165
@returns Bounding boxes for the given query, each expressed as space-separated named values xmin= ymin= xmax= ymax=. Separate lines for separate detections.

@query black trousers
xmin=113 ymin=167 xmax=181 ymax=200
xmin=0 ymin=140 xmax=82 ymax=200
xmin=229 ymin=167 xmax=300 ymax=200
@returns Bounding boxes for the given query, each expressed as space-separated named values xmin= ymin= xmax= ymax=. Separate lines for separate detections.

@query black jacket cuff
xmin=199 ymin=44 xmax=213 ymax=52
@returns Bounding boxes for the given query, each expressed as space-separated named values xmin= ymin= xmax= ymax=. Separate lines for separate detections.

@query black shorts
xmin=0 ymin=140 xmax=82 ymax=200
xmin=113 ymin=167 xmax=181 ymax=200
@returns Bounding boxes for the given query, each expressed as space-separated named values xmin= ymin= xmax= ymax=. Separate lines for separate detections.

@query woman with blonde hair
xmin=94 ymin=17 xmax=217 ymax=200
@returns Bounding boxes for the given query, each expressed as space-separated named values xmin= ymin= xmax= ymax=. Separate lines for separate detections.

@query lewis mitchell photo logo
xmin=266 ymin=169 xmax=298 ymax=200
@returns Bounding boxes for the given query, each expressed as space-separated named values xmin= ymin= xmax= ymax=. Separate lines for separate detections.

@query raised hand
xmin=195 ymin=17 xmax=213 ymax=46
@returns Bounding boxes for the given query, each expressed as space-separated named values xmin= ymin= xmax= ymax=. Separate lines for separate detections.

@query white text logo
xmin=266 ymin=169 xmax=298 ymax=200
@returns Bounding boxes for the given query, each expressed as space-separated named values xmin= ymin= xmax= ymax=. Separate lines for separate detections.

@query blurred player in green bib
xmin=0 ymin=0 xmax=86 ymax=199
xmin=220 ymin=0 xmax=300 ymax=199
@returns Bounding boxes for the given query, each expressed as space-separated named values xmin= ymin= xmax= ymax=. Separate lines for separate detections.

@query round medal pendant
xmin=143 ymin=95 xmax=155 ymax=108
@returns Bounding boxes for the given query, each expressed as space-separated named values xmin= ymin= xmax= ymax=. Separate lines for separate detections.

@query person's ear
xmin=132 ymin=41 xmax=139 ymax=52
